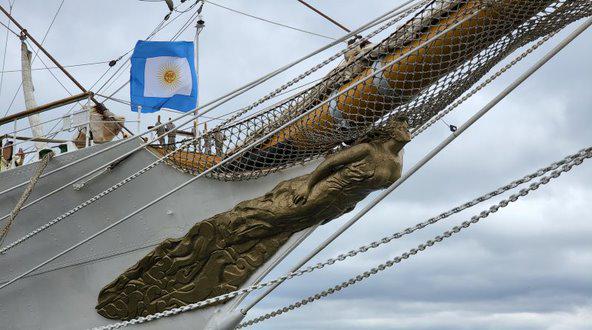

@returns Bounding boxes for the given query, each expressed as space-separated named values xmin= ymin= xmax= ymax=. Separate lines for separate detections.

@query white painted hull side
xmin=0 ymin=139 xmax=316 ymax=329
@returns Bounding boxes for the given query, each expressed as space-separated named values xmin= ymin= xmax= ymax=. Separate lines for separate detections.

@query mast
xmin=20 ymin=40 xmax=47 ymax=152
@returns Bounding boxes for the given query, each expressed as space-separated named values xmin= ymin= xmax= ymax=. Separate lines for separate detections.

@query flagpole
xmin=12 ymin=120 xmax=17 ymax=165
xmin=137 ymin=105 xmax=142 ymax=135
xmin=85 ymin=102 xmax=91 ymax=148
xmin=194 ymin=15 xmax=204 ymax=138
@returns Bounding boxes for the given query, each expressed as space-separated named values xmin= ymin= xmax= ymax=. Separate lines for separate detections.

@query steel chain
xmin=215 ymin=0 xmax=430 ymax=130
xmin=238 ymin=147 xmax=590 ymax=283
xmin=0 ymin=141 xmax=195 ymax=255
xmin=170 ymin=5 xmax=557 ymax=178
xmin=92 ymin=147 xmax=591 ymax=330
xmin=0 ymin=0 xmax=429 ymax=256
xmin=238 ymin=148 xmax=592 ymax=328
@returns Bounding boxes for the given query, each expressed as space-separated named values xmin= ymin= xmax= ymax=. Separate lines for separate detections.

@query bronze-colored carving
xmin=96 ymin=116 xmax=411 ymax=320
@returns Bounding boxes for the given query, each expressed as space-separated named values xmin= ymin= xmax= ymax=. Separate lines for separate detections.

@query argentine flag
xmin=130 ymin=41 xmax=197 ymax=113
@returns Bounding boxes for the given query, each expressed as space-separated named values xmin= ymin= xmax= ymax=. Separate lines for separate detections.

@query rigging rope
xmin=296 ymin=0 xmax=351 ymax=33
xmin=162 ymin=0 xmax=591 ymax=182
xmin=238 ymin=148 xmax=592 ymax=328
xmin=201 ymin=1 xmax=429 ymax=134
xmin=0 ymin=8 xmax=475 ymax=290
xmin=2 ymin=2 xmax=581 ymax=291
xmin=105 ymin=0 xmax=427 ymax=136
xmin=2 ymin=0 xmax=65 ymax=117
xmin=10 ymin=38 xmax=87 ymax=139
xmin=239 ymin=15 xmax=592 ymax=313
xmin=89 ymin=146 xmax=592 ymax=330
xmin=0 ymin=151 xmax=53 ymax=247
xmin=50 ymin=1 xmax=186 ymax=144
xmin=0 ymin=60 xmax=111 ymax=73
xmin=98 ymin=1 xmax=203 ymax=102
xmin=412 ymin=30 xmax=557 ymax=138
xmin=0 ymin=0 xmax=204 ymax=185
xmin=0 ymin=20 xmax=18 ymax=37
xmin=0 ymin=108 xmax=265 ymax=255
xmin=96 ymin=0 xmax=204 ymax=97
xmin=60 ymin=7 xmax=198 ymax=144
xmin=0 ymin=0 xmax=16 ymax=98
xmin=0 ymin=0 xmax=425 ymax=199
xmin=205 ymin=0 xmax=338 ymax=40
xmin=24 ymin=40 xmax=75 ymax=96
xmin=98 ymin=93 xmax=248 ymax=121
xmin=170 ymin=4 xmax=200 ymax=40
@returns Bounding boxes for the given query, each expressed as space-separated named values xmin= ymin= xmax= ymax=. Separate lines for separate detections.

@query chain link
xmin=238 ymin=148 xmax=592 ymax=328
xmin=92 ymin=147 xmax=592 ymax=330
xmin=88 ymin=3 xmax=590 ymax=327
xmin=0 ymin=0 xmax=429 ymax=256
xmin=0 ymin=139 xmax=197 ymax=256
xmin=161 ymin=1 xmax=592 ymax=181
xmin=214 ymin=0 xmax=430 ymax=130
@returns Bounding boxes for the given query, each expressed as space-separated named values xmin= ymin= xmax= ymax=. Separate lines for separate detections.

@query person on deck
xmin=14 ymin=148 xmax=25 ymax=167
xmin=0 ymin=156 xmax=8 ymax=172
xmin=2 ymin=140 xmax=14 ymax=171
xmin=212 ymin=129 xmax=225 ymax=157
xmin=203 ymin=123 xmax=212 ymax=154
xmin=154 ymin=115 xmax=166 ymax=146
xmin=190 ymin=121 xmax=201 ymax=151
xmin=165 ymin=118 xmax=176 ymax=147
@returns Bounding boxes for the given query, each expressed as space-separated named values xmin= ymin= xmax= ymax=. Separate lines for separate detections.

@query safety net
xmin=153 ymin=0 xmax=592 ymax=181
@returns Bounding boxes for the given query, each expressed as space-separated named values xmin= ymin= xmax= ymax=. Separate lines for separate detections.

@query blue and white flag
xmin=130 ymin=41 xmax=197 ymax=113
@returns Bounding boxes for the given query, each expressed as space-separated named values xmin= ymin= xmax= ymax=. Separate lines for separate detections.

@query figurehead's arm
xmin=293 ymin=143 xmax=372 ymax=205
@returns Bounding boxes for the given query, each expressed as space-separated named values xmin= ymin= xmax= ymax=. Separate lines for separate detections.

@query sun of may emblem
xmin=157 ymin=61 xmax=183 ymax=92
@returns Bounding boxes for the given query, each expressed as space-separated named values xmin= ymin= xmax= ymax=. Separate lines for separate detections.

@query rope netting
xmin=154 ymin=0 xmax=592 ymax=181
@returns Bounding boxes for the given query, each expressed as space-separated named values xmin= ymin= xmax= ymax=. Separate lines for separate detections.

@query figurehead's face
xmin=389 ymin=115 xmax=411 ymax=144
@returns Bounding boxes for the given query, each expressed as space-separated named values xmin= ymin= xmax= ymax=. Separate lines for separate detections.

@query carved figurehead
xmin=96 ymin=116 xmax=411 ymax=320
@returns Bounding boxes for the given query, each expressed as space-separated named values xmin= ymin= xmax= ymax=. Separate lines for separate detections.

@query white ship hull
xmin=0 ymin=139 xmax=315 ymax=329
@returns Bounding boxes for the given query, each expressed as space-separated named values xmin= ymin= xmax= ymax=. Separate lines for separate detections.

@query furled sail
xmin=20 ymin=41 xmax=48 ymax=152
xmin=73 ymin=105 xmax=125 ymax=149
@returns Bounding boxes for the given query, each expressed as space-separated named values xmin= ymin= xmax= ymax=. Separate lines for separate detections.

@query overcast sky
xmin=1 ymin=1 xmax=591 ymax=329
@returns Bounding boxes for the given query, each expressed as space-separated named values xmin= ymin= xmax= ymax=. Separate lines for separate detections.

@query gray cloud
xmin=0 ymin=1 xmax=591 ymax=329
